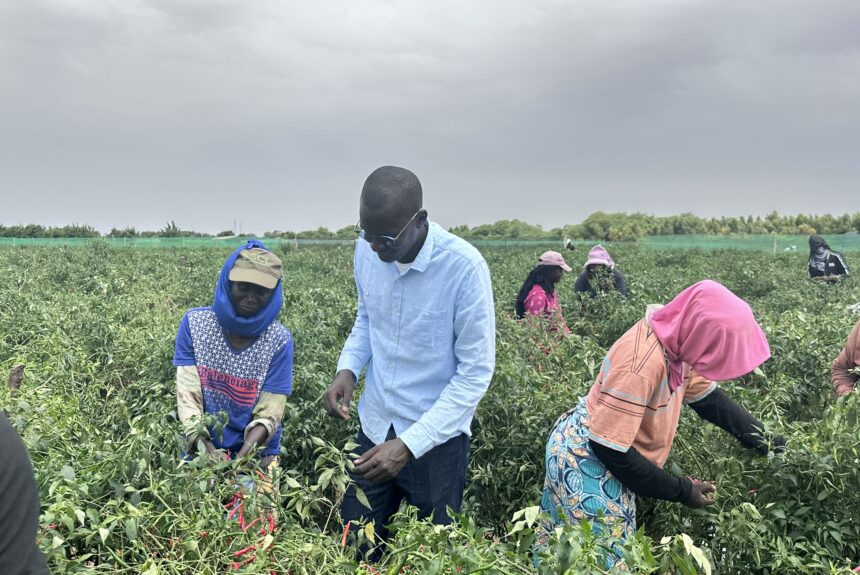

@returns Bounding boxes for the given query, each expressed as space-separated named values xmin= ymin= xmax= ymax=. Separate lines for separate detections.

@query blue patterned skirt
xmin=536 ymin=397 xmax=636 ymax=552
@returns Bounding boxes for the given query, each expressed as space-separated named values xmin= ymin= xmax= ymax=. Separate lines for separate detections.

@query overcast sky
xmin=1 ymin=0 xmax=858 ymax=234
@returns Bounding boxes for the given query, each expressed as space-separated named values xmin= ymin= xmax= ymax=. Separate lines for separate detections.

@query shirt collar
xmin=408 ymin=221 xmax=436 ymax=273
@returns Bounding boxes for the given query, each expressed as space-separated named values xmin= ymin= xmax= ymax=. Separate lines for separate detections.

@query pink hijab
xmin=650 ymin=280 xmax=771 ymax=392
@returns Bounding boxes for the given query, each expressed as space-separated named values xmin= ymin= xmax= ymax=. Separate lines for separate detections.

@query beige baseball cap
xmin=229 ymin=248 xmax=283 ymax=289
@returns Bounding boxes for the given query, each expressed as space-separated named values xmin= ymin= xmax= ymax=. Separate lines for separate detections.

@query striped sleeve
xmin=684 ymin=372 xmax=717 ymax=404
xmin=587 ymin=370 xmax=656 ymax=453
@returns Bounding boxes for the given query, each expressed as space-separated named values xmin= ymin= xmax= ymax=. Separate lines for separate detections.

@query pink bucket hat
xmin=584 ymin=245 xmax=615 ymax=269
xmin=538 ymin=251 xmax=572 ymax=272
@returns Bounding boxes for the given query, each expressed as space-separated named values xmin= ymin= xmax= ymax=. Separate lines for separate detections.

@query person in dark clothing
xmin=574 ymin=245 xmax=628 ymax=297
xmin=0 ymin=412 xmax=49 ymax=575
xmin=807 ymin=235 xmax=849 ymax=281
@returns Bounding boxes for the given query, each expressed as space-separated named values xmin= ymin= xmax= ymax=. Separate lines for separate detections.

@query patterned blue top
xmin=336 ymin=222 xmax=496 ymax=459
xmin=173 ymin=307 xmax=293 ymax=457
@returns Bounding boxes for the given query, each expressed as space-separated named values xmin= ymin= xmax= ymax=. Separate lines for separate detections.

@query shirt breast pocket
xmin=360 ymin=285 xmax=382 ymax=311
xmin=359 ymin=272 xmax=385 ymax=311
xmin=405 ymin=306 xmax=448 ymax=350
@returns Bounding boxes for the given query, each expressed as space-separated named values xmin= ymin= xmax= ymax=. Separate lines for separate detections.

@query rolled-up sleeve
xmin=247 ymin=391 xmax=288 ymax=442
xmin=337 ymin=247 xmax=373 ymax=379
xmin=832 ymin=320 xmax=860 ymax=397
xmin=399 ymin=261 xmax=496 ymax=458
xmin=176 ymin=365 xmax=206 ymax=445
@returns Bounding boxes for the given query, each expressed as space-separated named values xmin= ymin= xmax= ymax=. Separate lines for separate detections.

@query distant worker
xmin=808 ymin=235 xmax=849 ymax=281
xmin=515 ymin=251 xmax=572 ymax=334
xmin=536 ymin=281 xmax=783 ymax=567
xmin=832 ymin=318 xmax=860 ymax=397
xmin=564 ymin=238 xmax=575 ymax=252
xmin=574 ymin=245 xmax=628 ymax=297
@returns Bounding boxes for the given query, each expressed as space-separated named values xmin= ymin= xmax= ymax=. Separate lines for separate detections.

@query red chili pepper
xmin=243 ymin=517 xmax=261 ymax=533
xmin=341 ymin=521 xmax=351 ymax=548
xmin=234 ymin=545 xmax=257 ymax=558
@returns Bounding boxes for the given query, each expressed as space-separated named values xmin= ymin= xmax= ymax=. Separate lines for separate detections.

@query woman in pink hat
xmin=535 ymin=280 xmax=783 ymax=566
xmin=574 ymin=245 xmax=627 ymax=298
xmin=515 ymin=251 xmax=572 ymax=334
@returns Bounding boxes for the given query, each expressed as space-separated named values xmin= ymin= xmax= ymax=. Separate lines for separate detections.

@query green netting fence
xmin=640 ymin=234 xmax=860 ymax=252
xmin=0 ymin=234 xmax=858 ymax=252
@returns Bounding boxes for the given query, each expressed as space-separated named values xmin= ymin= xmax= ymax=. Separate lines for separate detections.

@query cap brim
xmin=585 ymin=259 xmax=611 ymax=267
xmin=560 ymin=263 xmax=572 ymax=272
xmin=229 ymin=268 xmax=279 ymax=289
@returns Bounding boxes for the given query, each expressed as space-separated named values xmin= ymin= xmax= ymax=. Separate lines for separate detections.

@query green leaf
xmin=318 ymin=467 xmax=334 ymax=488
xmin=99 ymin=528 xmax=110 ymax=544
xmin=523 ymin=505 xmax=539 ymax=526
xmin=125 ymin=519 xmax=138 ymax=541
xmin=690 ymin=545 xmax=712 ymax=575
xmin=355 ymin=487 xmax=372 ymax=510
xmin=681 ymin=533 xmax=694 ymax=555
xmin=60 ymin=465 xmax=75 ymax=481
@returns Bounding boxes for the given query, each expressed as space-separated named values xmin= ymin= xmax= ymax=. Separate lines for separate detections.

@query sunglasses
xmin=354 ymin=209 xmax=423 ymax=248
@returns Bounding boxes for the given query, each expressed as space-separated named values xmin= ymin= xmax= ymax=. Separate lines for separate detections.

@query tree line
xmin=451 ymin=211 xmax=860 ymax=241
xmin=2 ymin=212 xmax=859 ymax=241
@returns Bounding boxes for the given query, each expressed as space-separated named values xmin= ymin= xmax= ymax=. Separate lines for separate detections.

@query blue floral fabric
xmin=536 ymin=397 xmax=636 ymax=557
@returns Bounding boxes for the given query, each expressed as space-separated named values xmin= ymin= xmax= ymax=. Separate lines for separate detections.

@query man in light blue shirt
xmin=323 ymin=166 xmax=495 ymax=554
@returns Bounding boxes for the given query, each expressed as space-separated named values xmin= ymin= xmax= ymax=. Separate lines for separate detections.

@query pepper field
xmin=1 ymin=241 xmax=859 ymax=574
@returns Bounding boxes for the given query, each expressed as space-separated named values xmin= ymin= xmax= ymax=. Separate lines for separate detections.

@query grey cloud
xmin=0 ymin=0 xmax=858 ymax=233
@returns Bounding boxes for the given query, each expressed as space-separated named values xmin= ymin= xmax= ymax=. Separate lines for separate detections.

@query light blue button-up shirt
xmin=336 ymin=222 xmax=496 ymax=458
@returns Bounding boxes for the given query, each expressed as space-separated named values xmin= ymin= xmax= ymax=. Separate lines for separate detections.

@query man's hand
xmin=323 ymin=370 xmax=356 ymax=420
xmin=200 ymin=439 xmax=228 ymax=464
xmin=685 ymin=480 xmax=717 ymax=508
xmin=352 ymin=438 xmax=413 ymax=484
xmin=236 ymin=424 xmax=268 ymax=459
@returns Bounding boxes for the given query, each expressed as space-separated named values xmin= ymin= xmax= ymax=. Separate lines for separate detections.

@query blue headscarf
xmin=211 ymin=239 xmax=283 ymax=338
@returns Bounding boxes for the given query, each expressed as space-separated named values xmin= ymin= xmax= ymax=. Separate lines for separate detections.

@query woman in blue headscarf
xmin=173 ymin=240 xmax=294 ymax=467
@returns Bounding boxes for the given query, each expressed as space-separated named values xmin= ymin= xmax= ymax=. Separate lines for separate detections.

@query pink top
xmin=832 ymin=319 xmax=860 ymax=397
xmin=650 ymin=280 xmax=771 ymax=392
xmin=523 ymin=284 xmax=570 ymax=334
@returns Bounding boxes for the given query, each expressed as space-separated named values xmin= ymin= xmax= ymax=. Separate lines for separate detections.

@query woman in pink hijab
xmin=536 ymin=280 xmax=783 ymax=565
